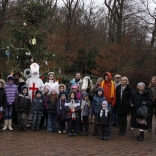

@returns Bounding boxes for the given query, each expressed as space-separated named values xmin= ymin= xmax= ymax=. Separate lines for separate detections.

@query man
xmin=26 ymin=63 xmax=44 ymax=127
xmin=114 ymin=74 xmax=121 ymax=88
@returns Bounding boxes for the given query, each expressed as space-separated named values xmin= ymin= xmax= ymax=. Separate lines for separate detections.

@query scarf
xmin=100 ymin=108 xmax=108 ymax=117
xmin=59 ymin=99 xmax=62 ymax=110
xmin=80 ymin=100 xmax=89 ymax=121
xmin=121 ymin=85 xmax=126 ymax=101
xmin=69 ymin=100 xmax=76 ymax=120
xmin=101 ymin=80 xmax=115 ymax=98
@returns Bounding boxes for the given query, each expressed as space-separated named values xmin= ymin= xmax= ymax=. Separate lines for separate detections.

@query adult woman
xmin=116 ymin=77 xmax=132 ymax=136
xmin=149 ymin=76 xmax=156 ymax=131
xmin=129 ymin=82 xmax=152 ymax=141
xmin=45 ymin=72 xmax=59 ymax=94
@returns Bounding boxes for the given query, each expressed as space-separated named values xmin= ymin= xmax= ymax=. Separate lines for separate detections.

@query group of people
xmin=0 ymin=62 xmax=156 ymax=142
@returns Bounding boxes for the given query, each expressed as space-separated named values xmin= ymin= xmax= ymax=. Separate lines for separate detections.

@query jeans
xmin=17 ymin=112 xmax=27 ymax=127
xmin=5 ymin=105 xmax=13 ymax=120
xmin=80 ymin=116 xmax=89 ymax=133
xmin=47 ymin=113 xmax=56 ymax=131
xmin=32 ymin=113 xmax=41 ymax=128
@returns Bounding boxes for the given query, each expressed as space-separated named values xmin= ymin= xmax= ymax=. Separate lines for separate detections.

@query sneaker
xmin=63 ymin=130 xmax=66 ymax=134
xmin=58 ymin=131 xmax=62 ymax=134
xmin=73 ymin=133 xmax=77 ymax=136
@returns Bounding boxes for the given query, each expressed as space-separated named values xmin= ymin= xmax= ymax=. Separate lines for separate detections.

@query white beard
xmin=31 ymin=75 xmax=39 ymax=84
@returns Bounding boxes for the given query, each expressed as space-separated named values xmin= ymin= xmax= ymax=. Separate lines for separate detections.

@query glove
xmin=142 ymin=101 xmax=146 ymax=106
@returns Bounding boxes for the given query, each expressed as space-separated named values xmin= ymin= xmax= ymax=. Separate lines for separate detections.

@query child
xmin=57 ymin=92 xmax=68 ymax=134
xmin=40 ymin=85 xmax=50 ymax=129
xmin=71 ymin=84 xmax=82 ymax=101
xmin=80 ymin=93 xmax=91 ymax=136
xmin=0 ymin=79 xmax=6 ymax=130
xmin=65 ymin=91 xmax=80 ymax=137
xmin=31 ymin=90 xmax=43 ymax=131
xmin=97 ymin=101 xmax=111 ymax=140
xmin=3 ymin=75 xmax=18 ymax=131
xmin=91 ymin=88 xmax=106 ymax=136
xmin=15 ymin=85 xmax=31 ymax=132
xmin=45 ymin=88 xmax=58 ymax=132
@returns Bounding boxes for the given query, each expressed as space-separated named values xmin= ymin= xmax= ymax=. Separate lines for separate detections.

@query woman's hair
xmin=121 ymin=76 xmax=129 ymax=84
xmin=137 ymin=82 xmax=145 ymax=88
xmin=47 ymin=72 xmax=56 ymax=82
xmin=68 ymin=91 xmax=76 ymax=100
xmin=50 ymin=91 xmax=58 ymax=102
xmin=97 ymin=77 xmax=103 ymax=82
xmin=149 ymin=76 xmax=156 ymax=87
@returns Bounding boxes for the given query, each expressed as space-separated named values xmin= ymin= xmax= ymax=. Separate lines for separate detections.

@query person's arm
xmin=14 ymin=94 xmax=19 ymax=111
xmin=44 ymin=96 xmax=50 ymax=109
xmin=3 ymin=91 xmax=7 ymax=108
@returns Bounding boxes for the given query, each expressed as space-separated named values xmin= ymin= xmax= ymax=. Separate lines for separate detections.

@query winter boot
xmin=8 ymin=119 xmax=13 ymax=131
xmin=92 ymin=130 xmax=97 ymax=136
xmin=118 ymin=129 xmax=122 ymax=135
xmin=18 ymin=126 xmax=22 ymax=132
xmin=2 ymin=120 xmax=8 ymax=130
xmin=138 ymin=132 xmax=144 ymax=141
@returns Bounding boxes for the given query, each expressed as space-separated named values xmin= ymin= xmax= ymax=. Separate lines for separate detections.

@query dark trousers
xmin=32 ymin=113 xmax=41 ymax=128
xmin=40 ymin=110 xmax=47 ymax=128
xmin=68 ymin=118 xmax=79 ymax=133
xmin=118 ymin=114 xmax=127 ymax=131
xmin=149 ymin=101 xmax=156 ymax=129
xmin=112 ymin=105 xmax=118 ymax=125
xmin=58 ymin=121 xmax=66 ymax=131
xmin=93 ymin=114 xmax=98 ymax=132
xmin=17 ymin=112 xmax=27 ymax=127
xmin=80 ymin=116 xmax=89 ymax=132
xmin=99 ymin=125 xmax=109 ymax=137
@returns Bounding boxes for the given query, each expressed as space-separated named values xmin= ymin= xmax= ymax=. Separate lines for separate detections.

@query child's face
xmin=72 ymin=88 xmax=77 ymax=92
xmin=61 ymin=96 xmax=66 ymax=100
xmin=0 ymin=83 xmax=2 ymax=88
xmin=70 ymin=93 xmax=75 ymax=99
xmin=8 ymin=80 xmax=13 ymax=83
xmin=105 ymin=75 xmax=109 ymax=81
xmin=22 ymin=88 xmax=28 ymax=95
xmin=44 ymin=88 xmax=49 ymax=94
xmin=96 ymin=80 xmax=102 ymax=85
xmin=102 ymin=103 xmax=107 ymax=108
xmin=98 ymin=91 xmax=103 ymax=96
xmin=36 ymin=93 xmax=41 ymax=98
xmin=49 ymin=74 xmax=54 ymax=80
xmin=84 ymin=96 xmax=88 ymax=100
xmin=51 ymin=91 xmax=56 ymax=95
xmin=60 ymin=86 xmax=64 ymax=92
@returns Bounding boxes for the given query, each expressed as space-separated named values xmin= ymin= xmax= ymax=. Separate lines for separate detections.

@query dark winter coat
xmin=91 ymin=88 xmax=106 ymax=115
xmin=41 ymin=93 xmax=48 ymax=109
xmin=15 ymin=93 xmax=31 ymax=115
xmin=31 ymin=97 xmax=43 ymax=114
xmin=0 ymin=88 xmax=6 ymax=107
xmin=129 ymin=90 xmax=153 ymax=130
xmin=57 ymin=99 xmax=67 ymax=121
xmin=45 ymin=96 xmax=57 ymax=114
xmin=116 ymin=84 xmax=132 ymax=115
xmin=98 ymin=108 xmax=111 ymax=126
xmin=64 ymin=99 xmax=81 ymax=119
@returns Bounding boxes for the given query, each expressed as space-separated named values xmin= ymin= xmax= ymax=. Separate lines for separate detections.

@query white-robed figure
xmin=45 ymin=72 xmax=59 ymax=94
xmin=26 ymin=63 xmax=44 ymax=126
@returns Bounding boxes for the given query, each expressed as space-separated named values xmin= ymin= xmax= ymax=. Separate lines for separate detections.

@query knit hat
xmin=7 ymin=75 xmax=14 ymax=80
xmin=102 ymin=101 xmax=108 ymax=107
xmin=83 ymin=93 xmax=89 ymax=98
xmin=44 ymin=85 xmax=50 ymax=92
xmin=59 ymin=92 xmax=68 ymax=99
xmin=71 ymin=84 xmax=78 ymax=90
xmin=35 ymin=90 xmax=42 ymax=95
xmin=70 ymin=80 xmax=76 ymax=85
xmin=50 ymin=87 xmax=57 ymax=93
xmin=21 ymin=85 xmax=28 ymax=92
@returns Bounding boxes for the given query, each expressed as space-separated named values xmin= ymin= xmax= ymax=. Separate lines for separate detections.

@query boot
xmin=92 ymin=130 xmax=97 ymax=136
xmin=8 ymin=119 xmax=13 ymax=131
xmin=2 ymin=120 xmax=8 ymax=130
xmin=121 ymin=129 xmax=126 ymax=136
xmin=18 ymin=126 xmax=22 ymax=132
xmin=138 ymin=132 xmax=144 ymax=141
xmin=118 ymin=129 xmax=122 ymax=135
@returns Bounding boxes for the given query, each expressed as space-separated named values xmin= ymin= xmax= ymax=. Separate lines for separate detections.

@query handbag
xmin=137 ymin=105 xmax=148 ymax=118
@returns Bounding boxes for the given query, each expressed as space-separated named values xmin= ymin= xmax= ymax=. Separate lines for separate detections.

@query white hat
xmin=102 ymin=101 xmax=108 ymax=107
xmin=30 ymin=63 xmax=39 ymax=73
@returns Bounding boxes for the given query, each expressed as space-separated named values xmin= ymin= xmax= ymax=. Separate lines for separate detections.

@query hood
xmin=104 ymin=72 xmax=112 ymax=80
xmin=21 ymin=85 xmax=28 ymax=95
xmin=95 ymin=87 xmax=104 ymax=96
xmin=0 ymin=79 xmax=6 ymax=88
xmin=71 ymin=84 xmax=79 ymax=91
xmin=58 ymin=92 xmax=68 ymax=100
xmin=59 ymin=84 xmax=66 ymax=91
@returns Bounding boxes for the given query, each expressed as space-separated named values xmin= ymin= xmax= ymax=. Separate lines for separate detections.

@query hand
xmin=130 ymin=103 xmax=134 ymax=107
xmin=97 ymin=122 xmax=98 ymax=124
xmin=142 ymin=101 xmax=146 ymax=106
xmin=72 ymin=110 xmax=75 ymax=112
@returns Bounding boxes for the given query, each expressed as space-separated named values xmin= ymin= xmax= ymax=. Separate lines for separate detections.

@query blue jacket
xmin=31 ymin=97 xmax=43 ymax=114
xmin=91 ymin=88 xmax=106 ymax=115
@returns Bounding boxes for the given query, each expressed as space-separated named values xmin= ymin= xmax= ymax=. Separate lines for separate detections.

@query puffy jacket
xmin=98 ymin=108 xmax=111 ymax=125
xmin=45 ymin=96 xmax=57 ymax=113
xmin=91 ymin=88 xmax=106 ymax=115
xmin=15 ymin=93 xmax=31 ymax=115
xmin=57 ymin=99 xmax=67 ymax=121
xmin=80 ymin=99 xmax=91 ymax=116
xmin=31 ymin=97 xmax=43 ymax=114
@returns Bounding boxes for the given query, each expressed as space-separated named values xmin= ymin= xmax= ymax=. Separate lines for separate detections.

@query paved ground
xmin=0 ymin=116 xmax=156 ymax=156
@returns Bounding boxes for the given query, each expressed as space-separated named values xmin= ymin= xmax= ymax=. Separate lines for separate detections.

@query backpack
xmin=137 ymin=105 xmax=148 ymax=119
